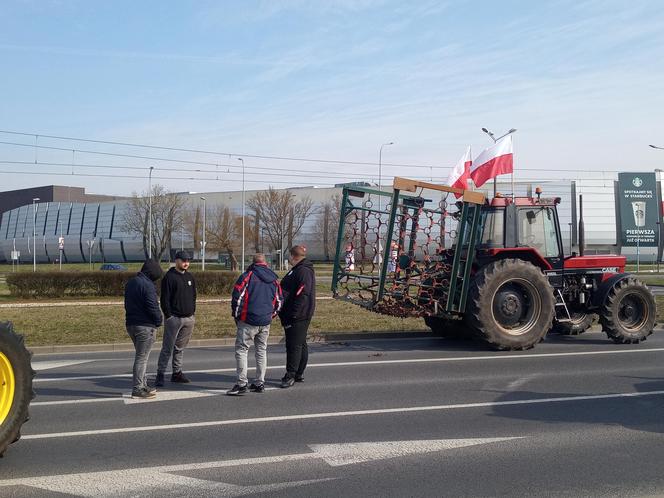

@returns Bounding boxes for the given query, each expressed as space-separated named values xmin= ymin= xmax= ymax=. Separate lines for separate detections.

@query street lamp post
xmin=378 ymin=142 xmax=394 ymax=213
xmin=652 ymin=152 xmax=664 ymax=269
xmin=148 ymin=166 xmax=154 ymax=259
xmin=32 ymin=198 xmax=40 ymax=272
xmin=200 ymin=196 xmax=206 ymax=271
xmin=237 ymin=158 xmax=246 ymax=271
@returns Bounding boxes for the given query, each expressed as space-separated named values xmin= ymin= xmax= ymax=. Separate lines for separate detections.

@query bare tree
xmin=123 ymin=185 xmax=186 ymax=260
xmin=247 ymin=188 xmax=315 ymax=254
xmin=314 ymin=194 xmax=343 ymax=261
xmin=206 ymin=205 xmax=239 ymax=271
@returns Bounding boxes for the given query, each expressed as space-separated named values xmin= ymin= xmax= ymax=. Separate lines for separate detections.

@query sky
xmin=1 ymin=0 xmax=664 ymax=196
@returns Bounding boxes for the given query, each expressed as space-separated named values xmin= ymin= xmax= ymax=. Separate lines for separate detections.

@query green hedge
xmin=6 ymin=271 xmax=239 ymax=298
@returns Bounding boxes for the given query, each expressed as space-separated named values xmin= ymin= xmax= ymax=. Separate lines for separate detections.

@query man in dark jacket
xmin=227 ymin=254 xmax=282 ymax=395
xmin=156 ymin=251 xmax=197 ymax=387
xmin=124 ymin=259 xmax=163 ymax=399
xmin=279 ymin=245 xmax=316 ymax=388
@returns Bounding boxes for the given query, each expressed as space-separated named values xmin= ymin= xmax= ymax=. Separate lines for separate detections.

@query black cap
xmin=174 ymin=250 xmax=191 ymax=261
xmin=140 ymin=259 xmax=164 ymax=282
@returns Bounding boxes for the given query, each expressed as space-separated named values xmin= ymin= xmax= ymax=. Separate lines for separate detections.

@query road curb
xmin=30 ymin=330 xmax=432 ymax=355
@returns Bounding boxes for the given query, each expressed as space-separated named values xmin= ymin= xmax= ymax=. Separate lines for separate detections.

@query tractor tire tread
xmin=467 ymin=259 xmax=554 ymax=351
xmin=599 ymin=277 xmax=655 ymax=344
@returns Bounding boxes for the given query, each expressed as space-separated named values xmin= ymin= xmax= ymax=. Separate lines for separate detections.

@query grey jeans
xmin=235 ymin=321 xmax=270 ymax=386
xmin=157 ymin=315 xmax=195 ymax=375
xmin=126 ymin=325 xmax=156 ymax=392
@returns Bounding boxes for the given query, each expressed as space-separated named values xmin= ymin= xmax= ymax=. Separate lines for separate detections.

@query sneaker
xmin=280 ymin=375 xmax=295 ymax=389
xmin=294 ymin=375 xmax=304 ymax=383
xmin=249 ymin=383 xmax=265 ymax=393
xmin=131 ymin=388 xmax=156 ymax=399
xmin=171 ymin=371 xmax=191 ymax=384
xmin=146 ymin=385 xmax=157 ymax=394
xmin=226 ymin=384 xmax=248 ymax=396
xmin=155 ymin=373 xmax=165 ymax=387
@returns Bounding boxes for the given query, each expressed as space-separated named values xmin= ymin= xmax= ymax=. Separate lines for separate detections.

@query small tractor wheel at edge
xmin=0 ymin=321 xmax=34 ymax=457
xmin=599 ymin=278 xmax=656 ymax=344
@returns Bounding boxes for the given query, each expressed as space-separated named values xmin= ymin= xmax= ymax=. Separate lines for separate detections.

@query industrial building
xmin=0 ymin=174 xmax=660 ymax=264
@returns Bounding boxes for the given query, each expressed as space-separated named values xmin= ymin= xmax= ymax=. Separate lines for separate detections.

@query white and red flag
xmin=470 ymin=134 xmax=513 ymax=188
xmin=446 ymin=146 xmax=472 ymax=198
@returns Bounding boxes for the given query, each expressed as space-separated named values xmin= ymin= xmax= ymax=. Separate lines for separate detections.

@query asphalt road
xmin=3 ymin=327 xmax=664 ymax=497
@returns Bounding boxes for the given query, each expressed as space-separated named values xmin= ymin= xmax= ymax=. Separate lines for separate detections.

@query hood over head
xmin=295 ymin=258 xmax=314 ymax=270
xmin=140 ymin=259 xmax=164 ymax=282
xmin=249 ymin=263 xmax=278 ymax=283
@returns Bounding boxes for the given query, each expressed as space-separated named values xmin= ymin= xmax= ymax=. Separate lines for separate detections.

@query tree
xmin=123 ymin=185 xmax=186 ymax=261
xmin=206 ymin=205 xmax=239 ymax=271
xmin=247 ymin=188 xmax=315 ymax=255
xmin=313 ymin=195 xmax=341 ymax=261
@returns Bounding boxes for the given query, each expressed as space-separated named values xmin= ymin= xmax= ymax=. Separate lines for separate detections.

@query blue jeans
xmin=126 ymin=325 xmax=156 ymax=391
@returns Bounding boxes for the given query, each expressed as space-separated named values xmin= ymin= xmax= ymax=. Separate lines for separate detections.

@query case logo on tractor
xmin=602 ymin=267 xmax=619 ymax=273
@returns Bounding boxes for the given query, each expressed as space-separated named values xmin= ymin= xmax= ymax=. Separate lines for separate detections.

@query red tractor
xmin=332 ymin=177 xmax=657 ymax=350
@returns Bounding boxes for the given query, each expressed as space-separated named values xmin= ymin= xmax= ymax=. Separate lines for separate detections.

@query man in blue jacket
xmin=124 ymin=259 xmax=163 ymax=399
xmin=227 ymin=254 xmax=282 ymax=395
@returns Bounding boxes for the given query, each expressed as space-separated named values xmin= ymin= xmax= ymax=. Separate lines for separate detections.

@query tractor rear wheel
xmin=599 ymin=278 xmax=656 ymax=344
xmin=424 ymin=317 xmax=469 ymax=339
xmin=552 ymin=312 xmax=595 ymax=335
xmin=467 ymin=259 xmax=555 ymax=350
xmin=0 ymin=322 xmax=34 ymax=457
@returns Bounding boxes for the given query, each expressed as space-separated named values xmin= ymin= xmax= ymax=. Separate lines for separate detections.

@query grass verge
xmin=4 ymin=299 xmax=428 ymax=347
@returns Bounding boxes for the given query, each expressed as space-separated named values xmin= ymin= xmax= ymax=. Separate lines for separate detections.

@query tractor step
xmin=554 ymin=289 xmax=572 ymax=321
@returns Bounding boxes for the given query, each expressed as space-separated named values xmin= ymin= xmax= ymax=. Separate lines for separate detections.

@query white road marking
xmin=0 ymin=438 xmax=517 ymax=496
xmin=22 ymin=390 xmax=664 ymax=440
xmin=32 ymin=360 xmax=95 ymax=371
xmin=32 ymin=387 xmax=280 ymax=406
xmin=33 ymin=347 xmax=664 ymax=383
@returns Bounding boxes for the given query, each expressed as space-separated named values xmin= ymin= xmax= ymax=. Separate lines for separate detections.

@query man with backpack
xmin=227 ymin=254 xmax=282 ymax=395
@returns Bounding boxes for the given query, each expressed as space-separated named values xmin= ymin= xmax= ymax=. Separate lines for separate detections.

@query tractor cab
xmin=477 ymin=193 xmax=564 ymax=275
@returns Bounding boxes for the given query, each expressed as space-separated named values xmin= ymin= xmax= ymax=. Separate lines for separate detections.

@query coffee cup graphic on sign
xmin=632 ymin=201 xmax=646 ymax=227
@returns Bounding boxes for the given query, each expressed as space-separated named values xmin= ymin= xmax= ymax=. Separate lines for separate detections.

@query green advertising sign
xmin=617 ymin=172 xmax=660 ymax=247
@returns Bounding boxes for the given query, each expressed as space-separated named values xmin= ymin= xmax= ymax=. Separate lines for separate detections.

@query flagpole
xmin=511 ymin=135 xmax=515 ymax=200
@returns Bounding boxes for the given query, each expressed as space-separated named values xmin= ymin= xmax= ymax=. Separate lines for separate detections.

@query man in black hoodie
xmin=124 ymin=259 xmax=163 ymax=399
xmin=279 ymin=245 xmax=316 ymax=388
xmin=156 ymin=251 xmax=197 ymax=387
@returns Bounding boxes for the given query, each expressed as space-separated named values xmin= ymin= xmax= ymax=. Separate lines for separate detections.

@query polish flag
xmin=446 ymin=146 xmax=472 ymax=198
xmin=470 ymin=135 xmax=514 ymax=188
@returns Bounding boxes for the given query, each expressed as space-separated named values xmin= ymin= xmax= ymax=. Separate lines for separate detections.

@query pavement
xmin=2 ymin=328 xmax=664 ymax=497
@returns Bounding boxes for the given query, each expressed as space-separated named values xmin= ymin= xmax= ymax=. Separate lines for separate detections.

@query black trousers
xmin=284 ymin=319 xmax=310 ymax=378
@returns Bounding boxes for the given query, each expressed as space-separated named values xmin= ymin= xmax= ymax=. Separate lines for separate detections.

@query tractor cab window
xmin=480 ymin=209 xmax=504 ymax=247
xmin=518 ymin=207 xmax=560 ymax=258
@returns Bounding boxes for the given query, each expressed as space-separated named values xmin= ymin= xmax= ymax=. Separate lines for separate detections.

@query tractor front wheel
xmin=599 ymin=278 xmax=656 ymax=344
xmin=468 ymin=259 xmax=555 ymax=350
xmin=0 ymin=322 xmax=34 ymax=457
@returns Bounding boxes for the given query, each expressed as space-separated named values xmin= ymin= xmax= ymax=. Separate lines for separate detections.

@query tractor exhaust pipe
xmin=578 ymin=194 xmax=585 ymax=257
